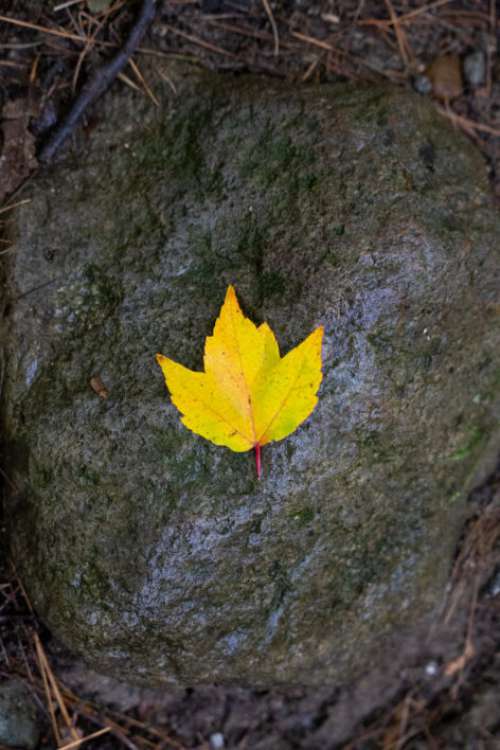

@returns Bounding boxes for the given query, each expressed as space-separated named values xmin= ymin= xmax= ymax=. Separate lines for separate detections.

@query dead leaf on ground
xmin=90 ymin=375 xmax=109 ymax=399
xmin=427 ymin=55 xmax=463 ymax=100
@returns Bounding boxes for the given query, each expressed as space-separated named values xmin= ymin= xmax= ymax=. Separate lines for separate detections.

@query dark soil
xmin=1 ymin=1 xmax=500 ymax=748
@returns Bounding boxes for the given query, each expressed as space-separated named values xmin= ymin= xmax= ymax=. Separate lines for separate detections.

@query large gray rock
xmin=2 ymin=70 xmax=500 ymax=687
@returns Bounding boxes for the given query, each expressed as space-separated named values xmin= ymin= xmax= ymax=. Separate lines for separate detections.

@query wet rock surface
xmin=2 ymin=70 xmax=500 ymax=687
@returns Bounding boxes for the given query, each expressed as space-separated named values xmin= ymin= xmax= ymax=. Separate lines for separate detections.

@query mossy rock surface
xmin=2 ymin=70 xmax=500 ymax=687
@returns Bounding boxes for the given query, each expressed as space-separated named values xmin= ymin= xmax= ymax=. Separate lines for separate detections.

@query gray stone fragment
xmin=463 ymin=50 xmax=486 ymax=88
xmin=3 ymin=69 xmax=500 ymax=688
xmin=484 ymin=567 xmax=500 ymax=597
xmin=0 ymin=680 xmax=40 ymax=750
xmin=413 ymin=74 xmax=432 ymax=95
xmin=210 ymin=732 xmax=226 ymax=749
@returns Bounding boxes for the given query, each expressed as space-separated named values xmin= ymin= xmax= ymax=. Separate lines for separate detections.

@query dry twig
xmin=383 ymin=0 xmax=412 ymax=67
xmin=260 ymin=0 xmax=279 ymax=56
xmin=39 ymin=0 xmax=158 ymax=161
xmin=436 ymin=105 xmax=500 ymax=137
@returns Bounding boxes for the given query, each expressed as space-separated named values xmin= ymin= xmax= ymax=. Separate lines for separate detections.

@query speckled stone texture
xmin=2 ymin=69 xmax=500 ymax=687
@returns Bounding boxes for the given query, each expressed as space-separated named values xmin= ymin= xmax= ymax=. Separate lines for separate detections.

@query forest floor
xmin=1 ymin=1 xmax=500 ymax=748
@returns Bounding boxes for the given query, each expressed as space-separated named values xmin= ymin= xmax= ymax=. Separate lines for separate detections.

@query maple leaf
xmin=156 ymin=285 xmax=323 ymax=478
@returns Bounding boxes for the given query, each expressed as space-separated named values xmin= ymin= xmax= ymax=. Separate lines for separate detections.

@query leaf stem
xmin=254 ymin=443 xmax=262 ymax=479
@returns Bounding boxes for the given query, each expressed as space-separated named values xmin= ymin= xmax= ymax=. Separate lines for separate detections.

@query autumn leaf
xmin=156 ymin=285 xmax=323 ymax=477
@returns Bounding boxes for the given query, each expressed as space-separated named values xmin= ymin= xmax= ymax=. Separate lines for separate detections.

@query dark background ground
xmin=1 ymin=1 xmax=500 ymax=748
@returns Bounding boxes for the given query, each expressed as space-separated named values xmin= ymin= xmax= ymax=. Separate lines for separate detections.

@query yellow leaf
xmin=156 ymin=285 xmax=323 ymax=476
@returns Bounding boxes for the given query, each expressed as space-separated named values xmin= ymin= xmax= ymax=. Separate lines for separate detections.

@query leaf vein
xmin=228 ymin=297 xmax=257 ymax=444
xmin=176 ymin=386 xmax=253 ymax=445
xmin=258 ymin=351 xmax=311 ymax=443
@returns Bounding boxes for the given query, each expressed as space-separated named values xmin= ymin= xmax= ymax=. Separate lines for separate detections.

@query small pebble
xmin=210 ymin=733 xmax=225 ymax=750
xmin=424 ymin=660 xmax=439 ymax=677
xmin=321 ymin=13 xmax=340 ymax=24
xmin=463 ymin=50 xmax=486 ymax=88
xmin=485 ymin=568 xmax=500 ymax=597
xmin=151 ymin=23 xmax=168 ymax=38
xmin=413 ymin=75 xmax=432 ymax=95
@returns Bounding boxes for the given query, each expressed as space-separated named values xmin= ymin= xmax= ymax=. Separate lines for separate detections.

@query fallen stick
xmin=39 ymin=0 xmax=157 ymax=163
